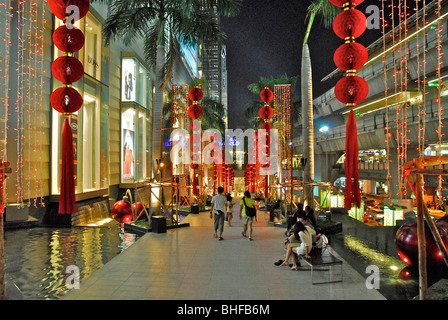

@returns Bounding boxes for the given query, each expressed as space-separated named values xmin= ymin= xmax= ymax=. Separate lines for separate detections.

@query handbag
xmin=242 ymin=198 xmax=256 ymax=217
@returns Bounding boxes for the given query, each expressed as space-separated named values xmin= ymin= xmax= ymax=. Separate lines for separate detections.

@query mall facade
xmin=0 ymin=1 xmax=216 ymax=225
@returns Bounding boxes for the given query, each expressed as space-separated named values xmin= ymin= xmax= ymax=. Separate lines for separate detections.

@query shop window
xmin=120 ymin=56 xmax=152 ymax=184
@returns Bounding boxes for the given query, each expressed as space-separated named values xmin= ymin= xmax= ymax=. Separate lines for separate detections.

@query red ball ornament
xmin=53 ymin=25 xmax=85 ymax=53
xmin=132 ymin=202 xmax=146 ymax=220
xmin=49 ymin=0 xmax=90 ymax=21
xmin=334 ymin=75 xmax=368 ymax=106
xmin=395 ymin=222 xmax=448 ymax=267
xmin=188 ymin=104 xmax=203 ymax=119
xmin=189 ymin=87 xmax=203 ymax=102
xmin=333 ymin=9 xmax=367 ymax=40
xmin=260 ymin=88 xmax=274 ymax=104
xmin=259 ymin=105 xmax=274 ymax=120
xmin=334 ymin=42 xmax=368 ymax=72
xmin=329 ymin=0 xmax=364 ymax=8
xmin=111 ymin=200 xmax=133 ymax=223
xmin=50 ymin=86 xmax=83 ymax=115
xmin=52 ymin=56 xmax=84 ymax=85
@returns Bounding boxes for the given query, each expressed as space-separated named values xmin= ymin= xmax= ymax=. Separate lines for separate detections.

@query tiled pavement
xmin=62 ymin=203 xmax=386 ymax=300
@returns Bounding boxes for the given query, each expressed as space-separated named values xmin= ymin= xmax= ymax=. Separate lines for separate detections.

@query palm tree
xmin=98 ymin=0 xmax=241 ymax=177
xmin=301 ymin=0 xmax=339 ymax=208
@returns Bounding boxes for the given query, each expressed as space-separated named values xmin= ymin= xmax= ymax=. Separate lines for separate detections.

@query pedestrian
xmin=239 ymin=190 xmax=257 ymax=241
xmin=226 ymin=193 xmax=233 ymax=226
xmin=210 ymin=186 xmax=227 ymax=240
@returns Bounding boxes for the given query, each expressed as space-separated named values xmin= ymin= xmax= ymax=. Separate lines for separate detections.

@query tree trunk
xmin=301 ymin=43 xmax=314 ymax=208
xmin=151 ymin=44 xmax=166 ymax=177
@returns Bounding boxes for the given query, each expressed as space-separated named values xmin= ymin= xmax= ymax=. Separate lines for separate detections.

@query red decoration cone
xmin=59 ymin=118 xmax=76 ymax=214
xmin=344 ymin=109 xmax=361 ymax=210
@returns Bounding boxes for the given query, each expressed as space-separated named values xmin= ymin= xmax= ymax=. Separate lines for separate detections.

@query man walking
xmin=239 ymin=190 xmax=257 ymax=241
xmin=210 ymin=186 xmax=227 ymax=240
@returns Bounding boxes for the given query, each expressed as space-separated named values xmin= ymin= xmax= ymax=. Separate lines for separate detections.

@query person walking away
xmin=239 ymin=190 xmax=257 ymax=241
xmin=210 ymin=187 xmax=227 ymax=240
xmin=226 ymin=193 xmax=233 ymax=226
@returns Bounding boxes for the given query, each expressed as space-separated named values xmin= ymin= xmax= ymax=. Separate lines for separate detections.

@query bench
xmin=298 ymin=248 xmax=343 ymax=285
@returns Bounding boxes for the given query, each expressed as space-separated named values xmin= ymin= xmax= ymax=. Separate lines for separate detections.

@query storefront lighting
xmin=319 ymin=126 xmax=329 ymax=133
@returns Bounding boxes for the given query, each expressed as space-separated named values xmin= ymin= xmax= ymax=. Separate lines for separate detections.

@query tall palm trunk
xmin=301 ymin=43 xmax=314 ymax=208
xmin=301 ymin=11 xmax=316 ymax=208
xmin=151 ymin=44 xmax=166 ymax=177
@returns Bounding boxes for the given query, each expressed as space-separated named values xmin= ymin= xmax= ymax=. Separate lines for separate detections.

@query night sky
xmin=221 ymin=0 xmax=385 ymax=129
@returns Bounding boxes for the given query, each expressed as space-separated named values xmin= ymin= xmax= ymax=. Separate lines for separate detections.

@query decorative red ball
xmin=334 ymin=75 xmax=369 ymax=106
xmin=53 ymin=25 xmax=85 ymax=53
xmin=188 ymin=104 xmax=203 ymax=119
xmin=50 ymin=86 xmax=83 ymax=114
xmin=132 ymin=202 xmax=146 ymax=221
xmin=334 ymin=42 xmax=368 ymax=71
xmin=259 ymin=105 xmax=274 ymax=120
xmin=395 ymin=221 xmax=448 ymax=267
xmin=111 ymin=200 xmax=133 ymax=223
xmin=189 ymin=87 xmax=203 ymax=102
xmin=328 ymin=0 xmax=364 ymax=8
xmin=333 ymin=9 xmax=367 ymax=40
xmin=260 ymin=88 xmax=274 ymax=103
xmin=49 ymin=0 xmax=90 ymax=21
xmin=52 ymin=56 xmax=84 ymax=85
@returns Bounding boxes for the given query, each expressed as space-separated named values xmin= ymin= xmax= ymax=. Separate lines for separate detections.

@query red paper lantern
xmin=328 ymin=0 xmax=364 ymax=8
xmin=52 ymin=56 xmax=84 ymax=85
xmin=333 ymin=42 xmax=368 ymax=72
xmin=260 ymin=88 xmax=274 ymax=104
xmin=189 ymin=87 xmax=203 ymax=102
xmin=50 ymin=86 xmax=83 ymax=115
xmin=188 ymin=104 xmax=203 ymax=119
xmin=259 ymin=105 xmax=274 ymax=120
xmin=49 ymin=0 xmax=90 ymax=21
xmin=261 ymin=122 xmax=272 ymax=132
xmin=335 ymin=75 xmax=369 ymax=106
xmin=53 ymin=25 xmax=85 ymax=53
xmin=333 ymin=9 xmax=367 ymax=40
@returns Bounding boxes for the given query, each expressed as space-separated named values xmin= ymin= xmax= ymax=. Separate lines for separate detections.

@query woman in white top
xmin=280 ymin=222 xmax=311 ymax=270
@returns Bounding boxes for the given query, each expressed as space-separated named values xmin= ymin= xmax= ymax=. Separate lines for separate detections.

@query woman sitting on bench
xmin=280 ymin=221 xmax=312 ymax=270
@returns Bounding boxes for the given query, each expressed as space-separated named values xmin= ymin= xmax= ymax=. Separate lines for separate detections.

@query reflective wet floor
xmin=4 ymin=222 xmax=139 ymax=300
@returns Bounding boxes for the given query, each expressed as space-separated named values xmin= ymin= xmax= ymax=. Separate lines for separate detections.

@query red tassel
xmin=344 ymin=109 xmax=361 ymax=211
xmin=59 ymin=118 xmax=76 ymax=214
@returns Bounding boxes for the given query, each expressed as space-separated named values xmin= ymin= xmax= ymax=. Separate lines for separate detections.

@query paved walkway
xmin=62 ymin=203 xmax=386 ymax=300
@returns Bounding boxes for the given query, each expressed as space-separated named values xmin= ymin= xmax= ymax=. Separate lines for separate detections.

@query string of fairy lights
xmin=380 ymin=0 xmax=445 ymax=200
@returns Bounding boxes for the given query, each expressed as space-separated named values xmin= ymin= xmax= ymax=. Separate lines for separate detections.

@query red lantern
xmin=260 ymin=88 xmax=273 ymax=104
xmin=188 ymin=104 xmax=203 ymax=119
xmin=333 ymin=9 xmax=367 ymax=40
xmin=334 ymin=75 xmax=369 ymax=106
xmin=261 ymin=122 xmax=272 ymax=132
xmin=50 ymin=86 xmax=83 ymax=115
xmin=189 ymin=87 xmax=203 ymax=102
xmin=53 ymin=25 xmax=85 ymax=53
xmin=328 ymin=0 xmax=364 ymax=8
xmin=52 ymin=56 xmax=84 ymax=85
xmin=49 ymin=0 xmax=90 ymax=21
xmin=333 ymin=42 xmax=368 ymax=72
xmin=259 ymin=105 xmax=274 ymax=120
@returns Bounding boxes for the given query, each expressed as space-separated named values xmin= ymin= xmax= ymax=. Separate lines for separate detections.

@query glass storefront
xmin=120 ymin=56 xmax=152 ymax=184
